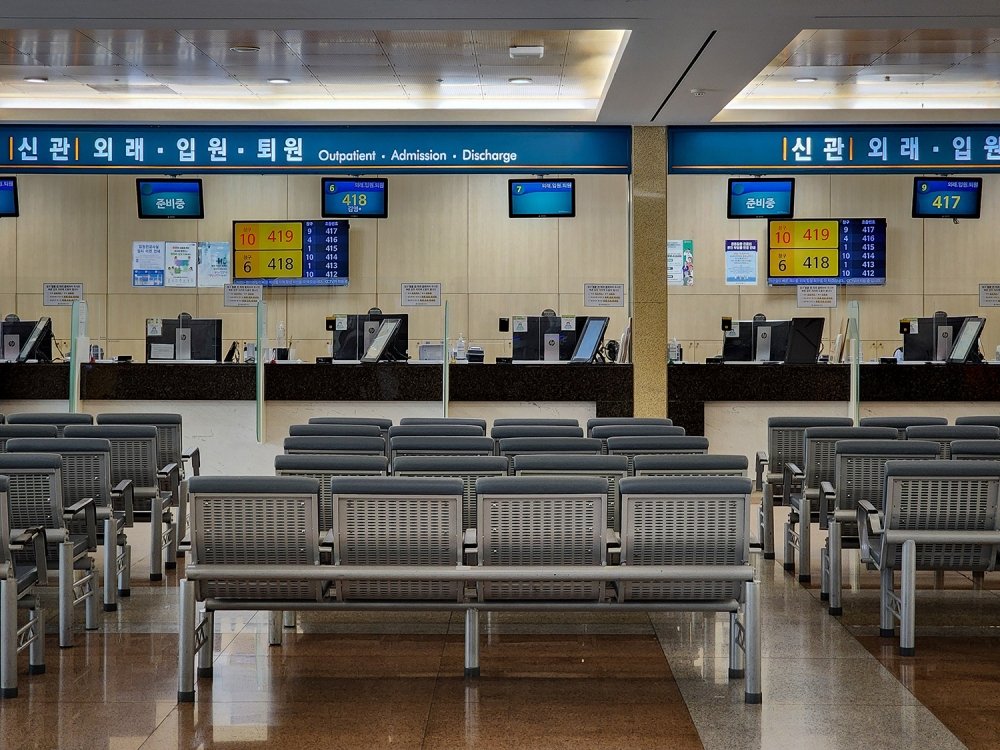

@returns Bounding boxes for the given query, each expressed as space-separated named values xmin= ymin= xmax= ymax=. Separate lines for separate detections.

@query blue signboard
xmin=912 ymin=177 xmax=982 ymax=219
xmin=727 ymin=178 xmax=793 ymax=219
xmin=0 ymin=125 xmax=630 ymax=174
xmin=509 ymin=179 xmax=576 ymax=217
xmin=322 ymin=178 xmax=387 ymax=218
xmin=0 ymin=177 xmax=17 ymax=217
xmin=670 ymin=126 xmax=1000 ymax=174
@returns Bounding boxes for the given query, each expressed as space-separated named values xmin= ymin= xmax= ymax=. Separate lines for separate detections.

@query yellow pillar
xmin=630 ymin=126 xmax=667 ymax=417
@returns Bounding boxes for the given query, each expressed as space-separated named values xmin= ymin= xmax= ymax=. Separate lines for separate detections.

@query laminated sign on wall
xmin=667 ymin=240 xmax=694 ymax=286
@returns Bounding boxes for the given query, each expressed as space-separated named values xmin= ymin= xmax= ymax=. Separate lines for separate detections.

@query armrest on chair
xmin=783 ymin=462 xmax=804 ymax=505
xmin=111 ymin=479 xmax=135 ymax=528
xmin=157 ymin=463 xmax=181 ymax=506
xmin=820 ymin=481 xmax=836 ymax=526
xmin=10 ymin=526 xmax=48 ymax=582
xmin=183 ymin=447 xmax=201 ymax=477
xmin=65 ymin=497 xmax=98 ymax=550
xmin=755 ymin=451 xmax=768 ymax=491
xmin=856 ymin=499 xmax=883 ymax=564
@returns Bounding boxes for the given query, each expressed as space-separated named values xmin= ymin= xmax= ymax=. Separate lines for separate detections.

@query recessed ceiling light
xmin=508 ymin=77 xmax=533 ymax=85
xmin=23 ymin=76 xmax=48 ymax=83
xmin=509 ymin=45 xmax=544 ymax=59
xmin=794 ymin=76 xmax=818 ymax=83
xmin=268 ymin=77 xmax=291 ymax=84
xmin=229 ymin=45 xmax=260 ymax=53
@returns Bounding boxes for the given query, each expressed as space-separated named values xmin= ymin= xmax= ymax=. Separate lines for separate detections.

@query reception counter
xmin=0 ymin=362 xmax=634 ymax=417
xmin=668 ymin=362 xmax=1000 ymax=435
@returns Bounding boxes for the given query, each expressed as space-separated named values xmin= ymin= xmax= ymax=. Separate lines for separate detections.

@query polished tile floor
xmin=3 ymin=502 xmax=999 ymax=749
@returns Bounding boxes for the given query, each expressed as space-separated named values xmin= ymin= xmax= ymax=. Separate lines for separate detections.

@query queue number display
xmin=768 ymin=218 xmax=887 ymax=286
xmin=232 ymin=219 xmax=350 ymax=287
xmin=321 ymin=178 xmax=388 ymax=218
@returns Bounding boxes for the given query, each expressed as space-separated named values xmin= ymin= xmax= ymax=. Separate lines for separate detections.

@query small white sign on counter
xmin=980 ymin=283 xmax=1000 ymax=307
xmin=401 ymin=282 xmax=442 ymax=306
xmin=797 ymin=285 xmax=837 ymax=308
xmin=224 ymin=283 xmax=263 ymax=307
xmin=584 ymin=283 xmax=625 ymax=307
xmin=42 ymin=282 xmax=83 ymax=306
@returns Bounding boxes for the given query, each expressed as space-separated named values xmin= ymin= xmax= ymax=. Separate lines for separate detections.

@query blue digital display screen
xmin=322 ymin=178 xmax=388 ymax=218
xmin=912 ymin=177 xmax=982 ymax=219
xmin=0 ymin=178 xmax=18 ymax=217
xmin=136 ymin=179 xmax=204 ymax=219
xmin=727 ymin=178 xmax=794 ymax=219
xmin=509 ymin=179 xmax=575 ymax=218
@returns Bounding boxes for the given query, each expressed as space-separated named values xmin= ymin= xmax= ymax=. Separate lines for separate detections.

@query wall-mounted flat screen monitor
xmin=233 ymin=220 xmax=349 ymax=287
xmin=136 ymin=179 xmax=204 ymax=219
xmin=727 ymin=178 xmax=794 ymax=219
xmin=509 ymin=179 xmax=575 ymax=218
xmin=361 ymin=318 xmax=401 ymax=363
xmin=912 ymin=177 xmax=982 ymax=219
xmin=570 ymin=317 xmax=609 ymax=363
xmin=0 ymin=177 xmax=19 ymax=217
xmin=321 ymin=178 xmax=387 ymax=218
xmin=767 ymin=218 xmax=886 ymax=286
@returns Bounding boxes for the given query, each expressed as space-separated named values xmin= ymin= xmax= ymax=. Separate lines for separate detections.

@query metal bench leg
xmin=103 ymin=518 xmax=118 ymax=610
xmin=28 ymin=599 xmax=44 ymax=675
xmin=150 ymin=497 xmax=164 ymax=581
xmin=820 ymin=545 xmax=829 ymax=601
xmin=828 ymin=520 xmax=843 ymax=616
xmin=59 ymin=541 xmax=74 ymax=648
xmin=972 ymin=570 xmax=985 ymax=590
xmin=744 ymin=580 xmax=762 ymax=704
xmin=165 ymin=513 xmax=178 ymax=569
xmin=118 ymin=543 xmax=131 ymax=597
xmin=798 ymin=499 xmax=811 ymax=584
xmin=465 ymin=608 xmax=480 ymax=677
xmin=197 ymin=609 xmax=214 ymax=677
xmin=1 ymin=574 xmax=17 ymax=698
xmin=762 ymin=484 xmax=775 ymax=559
xmin=879 ymin=565 xmax=894 ymax=638
xmin=728 ymin=610 xmax=744 ymax=678
xmin=177 ymin=578 xmax=196 ymax=703
xmin=900 ymin=539 xmax=916 ymax=656
xmin=783 ymin=517 xmax=795 ymax=572
xmin=283 ymin=611 xmax=296 ymax=629
xmin=268 ymin=611 xmax=284 ymax=646
xmin=176 ymin=480 xmax=188 ymax=557
xmin=84 ymin=563 xmax=99 ymax=630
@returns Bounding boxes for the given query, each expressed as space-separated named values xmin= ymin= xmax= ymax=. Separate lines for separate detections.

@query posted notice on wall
xmin=224 ymin=283 xmax=263 ymax=307
xmin=980 ymin=283 xmax=1000 ymax=307
xmin=797 ymin=285 xmax=838 ymax=308
xmin=42 ymin=282 xmax=84 ymax=306
xmin=724 ymin=239 xmax=758 ymax=285
xmin=132 ymin=240 xmax=231 ymax=288
xmin=584 ymin=283 xmax=625 ymax=307
xmin=667 ymin=239 xmax=694 ymax=286
xmin=401 ymin=282 xmax=442 ymax=306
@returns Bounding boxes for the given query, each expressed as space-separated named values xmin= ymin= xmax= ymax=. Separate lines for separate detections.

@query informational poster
xmin=223 ymin=283 xmax=263 ymax=307
xmin=512 ymin=315 xmax=528 ymax=333
xmin=667 ymin=239 xmax=694 ymax=286
xmin=42 ymin=282 xmax=84 ymax=306
xmin=724 ymin=240 xmax=758 ymax=285
xmin=979 ymin=283 xmax=1000 ymax=307
xmin=401 ymin=282 xmax=442 ymax=306
xmin=197 ymin=242 xmax=230 ymax=287
xmin=164 ymin=242 xmax=197 ymax=287
xmin=132 ymin=241 xmax=166 ymax=287
xmin=584 ymin=283 xmax=625 ymax=307
xmin=797 ymin=285 xmax=838 ymax=308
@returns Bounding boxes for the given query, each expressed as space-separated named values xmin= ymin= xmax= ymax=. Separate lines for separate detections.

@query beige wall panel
xmin=376 ymin=174 xmax=469 ymax=294
xmin=468 ymin=175 xmax=558 ymax=294
xmin=736 ymin=289 xmax=802 ymax=321
xmin=668 ymin=293 xmax=733 ymax=341
xmin=106 ymin=293 xmax=199 ymax=341
xmin=923 ymin=176 xmax=1000 ymax=295
xmin=558 ymin=293 xmax=629 ymax=343
xmin=0 ymin=215 xmax=15 ymax=294
xmin=286 ymin=175 xmax=378 ymax=295
xmin=0 ymin=293 xmax=13 ymax=318
xmin=558 ymin=174 xmax=629 ymax=291
xmin=16 ymin=293 xmax=107 ymax=347
xmin=198 ymin=174 xmax=288 ymax=244
xmin=787 ymin=175 xmax=832 ymax=217
xmin=194 ymin=294 xmax=258 ymax=342
xmin=476 ymin=338 xmax=514 ymax=362
xmin=830 ymin=174 xmax=922 ymax=295
xmin=837 ymin=292 xmax=923 ymax=342
xmin=284 ymin=291 xmax=377 ymax=348
xmin=107 ymin=175 xmax=199 ymax=294
xmin=924 ymin=293 xmax=995 ymax=354
xmin=665 ymin=174 xmax=733 ymax=296
xmin=106 ymin=339 xmax=144 ymax=361
xmin=375 ymin=292 xmax=466 ymax=343
xmin=467 ymin=292 xmax=561 ymax=344
xmin=674 ymin=339 xmax=721 ymax=364
xmin=16 ymin=175 xmax=108 ymax=292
